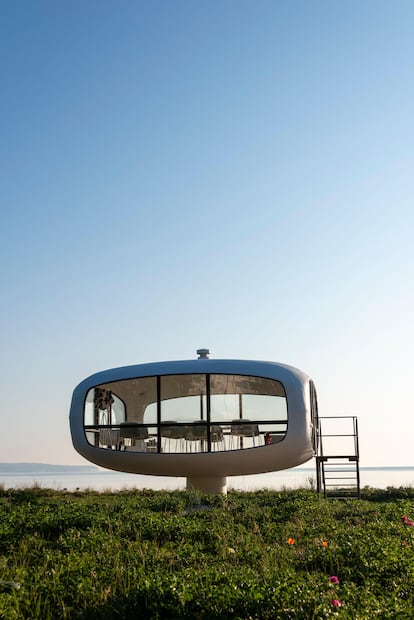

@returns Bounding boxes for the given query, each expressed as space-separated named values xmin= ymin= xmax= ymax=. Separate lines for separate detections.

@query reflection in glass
xmin=210 ymin=375 xmax=287 ymax=449
xmin=160 ymin=375 xmax=207 ymax=423
xmin=84 ymin=377 xmax=157 ymax=452
xmin=84 ymin=374 xmax=288 ymax=453
xmin=159 ymin=375 xmax=208 ymax=452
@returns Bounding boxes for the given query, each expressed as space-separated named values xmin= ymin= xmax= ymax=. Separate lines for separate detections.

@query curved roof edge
xmin=73 ymin=359 xmax=310 ymax=393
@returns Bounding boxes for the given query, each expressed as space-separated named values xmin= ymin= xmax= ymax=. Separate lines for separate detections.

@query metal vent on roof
xmin=196 ymin=348 xmax=210 ymax=359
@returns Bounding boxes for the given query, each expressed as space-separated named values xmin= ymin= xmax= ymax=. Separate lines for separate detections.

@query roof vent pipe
xmin=196 ymin=348 xmax=210 ymax=359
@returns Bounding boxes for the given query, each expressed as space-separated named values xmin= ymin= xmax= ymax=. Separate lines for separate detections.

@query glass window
xmin=84 ymin=387 xmax=126 ymax=425
xmin=160 ymin=375 xmax=207 ymax=423
xmin=84 ymin=377 xmax=157 ymax=452
xmin=84 ymin=389 xmax=95 ymax=426
xmin=310 ymin=380 xmax=319 ymax=451
xmin=160 ymin=375 xmax=207 ymax=453
xmin=210 ymin=375 xmax=287 ymax=449
xmin=83 ymin=373 xmax=288 ymax=454
xmin=107 ymin=377 xmax=157 ymax=425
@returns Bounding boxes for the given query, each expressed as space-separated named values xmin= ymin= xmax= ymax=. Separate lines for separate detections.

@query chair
xmin=119 ymin=423 xmax=148 ymax=451
xmin=160 ymin=422 xmax=187 ymax=453
xmin=185 ymin=422 xmax=208 ymax=452
xmin=99 ymin=428 xmax=120 ymax=450
xmin=230 ymin=419 xmax=260 ymax=449
xmin=210 ymin=425 xmax=225 ymax=451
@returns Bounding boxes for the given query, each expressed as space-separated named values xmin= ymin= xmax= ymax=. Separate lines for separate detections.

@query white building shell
xmin=70 ymin=356 xmax=318 ymax=494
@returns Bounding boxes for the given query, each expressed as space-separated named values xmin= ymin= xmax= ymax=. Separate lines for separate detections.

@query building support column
xmin=186 ymin=476 xmax=227 ymax=495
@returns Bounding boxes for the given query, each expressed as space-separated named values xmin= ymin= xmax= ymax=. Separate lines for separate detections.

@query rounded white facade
xmin=69 ymin=358 xmax=318 ymax=488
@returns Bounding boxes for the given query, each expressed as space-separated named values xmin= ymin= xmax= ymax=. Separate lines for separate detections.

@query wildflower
xmin=331 ymin=599 xmax=342 ymax=607
xmin=330 ymin=576 xmax=340 ymax=585
xmin=287 ymin=537 xmax=295 ymax=545
xmin=322 ymin=541 xmax=328 ymax=547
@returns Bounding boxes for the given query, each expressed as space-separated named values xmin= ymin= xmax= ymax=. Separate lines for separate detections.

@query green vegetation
xmin=0 ymin=486 xmax=413 ymax=619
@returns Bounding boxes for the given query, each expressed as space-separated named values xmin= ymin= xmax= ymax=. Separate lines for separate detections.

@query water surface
xmin=1 ymin=466 xmax=413 ymax=492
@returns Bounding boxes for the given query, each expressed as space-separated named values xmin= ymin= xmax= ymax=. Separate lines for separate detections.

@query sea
xmin=1 ymin=466 xmax=414 ymax=492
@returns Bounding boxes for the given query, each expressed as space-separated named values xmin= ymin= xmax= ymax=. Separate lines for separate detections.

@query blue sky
xmin=1 ymin=1 xmax=413 ymax=469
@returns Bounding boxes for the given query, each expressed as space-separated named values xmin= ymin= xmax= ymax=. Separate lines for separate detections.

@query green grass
xmin=0 ymin=486 xmax=413 ymax=619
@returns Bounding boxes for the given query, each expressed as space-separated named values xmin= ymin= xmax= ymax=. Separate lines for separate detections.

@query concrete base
xmin=186 ymin=476 xmax=227 ymax=495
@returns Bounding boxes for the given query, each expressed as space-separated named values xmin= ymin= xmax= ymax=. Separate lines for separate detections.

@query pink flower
xmin=331 ymin=599 xmax=342 ymax=607
xmin=330 ymin=575 xmax=340 ymax=585
xmin=402 ymin=515 xmax=414 ymax=526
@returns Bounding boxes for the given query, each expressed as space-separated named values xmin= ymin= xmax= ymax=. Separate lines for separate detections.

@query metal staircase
xmin=316 ymin=416 xmax=360 ymax=499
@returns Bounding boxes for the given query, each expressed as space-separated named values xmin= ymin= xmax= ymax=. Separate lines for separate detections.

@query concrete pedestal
xmin=186 ymin=475 xmax=227 ymax=495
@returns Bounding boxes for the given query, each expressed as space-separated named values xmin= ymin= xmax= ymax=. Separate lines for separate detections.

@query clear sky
xmin=1 ymin=1 xmax=413 ymax=469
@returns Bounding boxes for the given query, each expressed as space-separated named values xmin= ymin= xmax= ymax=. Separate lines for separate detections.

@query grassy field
xmin=0 ymin=486 xmax=413 ymax=619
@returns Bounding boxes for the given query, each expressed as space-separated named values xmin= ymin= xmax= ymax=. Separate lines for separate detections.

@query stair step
xmin=316 ymin=416 xmax=360 ymax=500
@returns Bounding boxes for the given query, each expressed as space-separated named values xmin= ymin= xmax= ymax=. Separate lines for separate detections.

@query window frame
xmin=83 ymin=373 xmax=289 ymax=453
